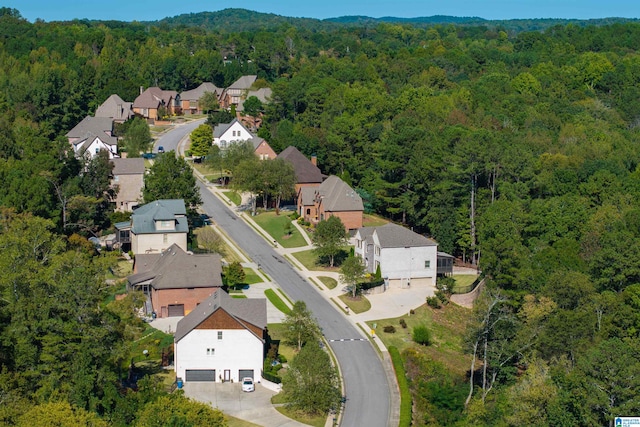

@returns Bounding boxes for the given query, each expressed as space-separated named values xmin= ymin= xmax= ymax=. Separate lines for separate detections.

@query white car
xmin=241 ymin=377 xmax=255 ymax=392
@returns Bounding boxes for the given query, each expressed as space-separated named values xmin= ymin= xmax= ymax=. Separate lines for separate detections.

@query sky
xmin=3 ymin=0 xmax=640 ymax=22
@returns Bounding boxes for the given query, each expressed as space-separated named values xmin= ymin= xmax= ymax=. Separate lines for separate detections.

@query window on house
xmin=375 ymin=246 xmax=380 ymax=256
xmin=218 ymin=331 xmax=223 ymax=340
xmin=163 ymin=234 xmax=168 ymax=243
xmin=306 ymin=208 xmax=310 ymax=215
xmin=425 ymin=260 xmax=431 ymax=268
xmin=206 ymin=348 xmax=215 ymax=356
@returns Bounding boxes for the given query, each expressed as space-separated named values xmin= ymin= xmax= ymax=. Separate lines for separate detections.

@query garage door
xmin=167 ymin=304 xmax=185 ymax=317
xmin=185 ymin=369 xmax=216 ymax=382
xmin=238 ymin=369 xmax=254 ymax=380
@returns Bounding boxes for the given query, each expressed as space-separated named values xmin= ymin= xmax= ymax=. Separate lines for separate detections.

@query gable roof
xmin=180 ymin=82 xmax=222 ymax=101
xmin=317 ymin=175 xmax=363 ymax=212
xmin=174 ymin=288 xmax=267 ymax=343
xmin=213 ymin=118 xmax=249 ymax=138
xmin=95 ymin=94 xmax=133 ymax=121
xmin=128 ymin=243 xmax=223 ymax=291
xmin=277 ymin=146 xmax=324 ymax=184
xmin=133 ymin=87 xmax=177 ymax=109
xmin=131 ymin=199 xmax=188 ymax=234
xmin=372 ymin=223 xmax=437 ymax=249
xmin=66 ymin=116 xmax=114 ymax=139
xmin=299 ymin=186 xmax=316 ymax=206
xmin=229 ymin=75 xmax=257 ymax=90
xmin=111 ymin=158 xmax=145 ymax=175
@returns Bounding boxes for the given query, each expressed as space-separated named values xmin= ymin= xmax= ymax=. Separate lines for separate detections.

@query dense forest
xmin=2 ymin=5 xmax=640 ymax=425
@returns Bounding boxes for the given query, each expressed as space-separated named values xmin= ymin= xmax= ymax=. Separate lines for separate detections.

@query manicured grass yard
xmin=317 ymin=276 xmax=337 ymax=289
xmin=253 ymin=212 xmax=307 ymax=248
xmin=368 ymin=302 xmax=471 ymax=376
xmin=264 ymin=289 xmax=291 ymax=315
xmin=338 ymin=294 xmax=371 ymax=314
xmin=223 ymin=191 xmax=242 ymax=205
xmin=265 ymin=323 xmax=297 ymax=363
xmin=226 ymin=416 xmax=262 ymax=427
xmin=274 ymin=406 xmax=326 ymax=427
xmin=451 ymin=274 xmax=479 ymax=293
xmin=243 ymin=268 xmax=262 ymax=284
xmin=290 ymin=249 xmax=340 ymax=272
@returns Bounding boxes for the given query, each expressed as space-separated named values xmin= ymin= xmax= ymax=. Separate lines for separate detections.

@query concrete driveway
xmin=183 ymin=382 xmax=308 ymax=427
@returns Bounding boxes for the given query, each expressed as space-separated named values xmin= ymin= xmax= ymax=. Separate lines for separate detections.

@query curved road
xmin=157 ymin=121 xmax=392 ymax=426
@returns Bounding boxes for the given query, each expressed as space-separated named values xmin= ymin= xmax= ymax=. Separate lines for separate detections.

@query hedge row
xmin=389 ymin=346 xmax=412 ymax=427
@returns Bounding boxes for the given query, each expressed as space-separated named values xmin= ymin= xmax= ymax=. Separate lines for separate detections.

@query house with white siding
xmin=354 ymin=223 xmax=438 ymax=288
xmin=174 ymin=289 xmax=267 ymax=383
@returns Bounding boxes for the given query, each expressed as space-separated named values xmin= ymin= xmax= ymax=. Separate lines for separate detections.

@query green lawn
xmin=106 ymin=259 xmax=133 ymax=279
xmin=451 ymin=274 xmax=479 ymax=293
xmin=274 ymin=406 xmax=326 ymax=427
xmin=363 ymin=213 xmax=389 ymax=227
xmin=226 ymin=415 xmax=262 ymax=427
xmin=224 ymin=191 xmax=242 ymax=205
xmin=266 ymin=323 xmax=297 ymax=363
xmin=231 ymin=294 xmax=248 ymax=299
xmin=338 ymin=294 xmax=371 ymax=314
xmin=127 ymin=324 xmax=174 ymax=368
xmin=367 ymin=302 xmax=471 ymax=376
xmin=290 ymin=249 xmax=337 ymax=272
xmin=317 ymin=276 xmax=337 ymax=289
xmin=264 ymin=289 xmax=291 ymax=315
xmin=253 ymin=212 xmax=307 ymax=248
xmin=243 ymin=268 xmax=262 ymax=284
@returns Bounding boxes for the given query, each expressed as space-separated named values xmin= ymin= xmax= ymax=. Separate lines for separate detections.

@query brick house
xmin=133 ymin=87 xmax=181 ymax=122
xmin=213 ymin=119 xmax=276 ymax=159
xmin=127 ymin=244 xmax=223 ymax=318
xmin=302 ymin=175 xmax=363 ymax=232
xmin=180 ymin=82 xmax=223 ymax=115
xmin=278 ymin=146 xmax=325 ymax=193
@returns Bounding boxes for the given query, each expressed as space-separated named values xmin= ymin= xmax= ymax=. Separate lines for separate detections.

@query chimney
xmin=140 ymin=86 xmax=144 ymax=95
xmin=310 ymin=154 xmax=317 ymax=166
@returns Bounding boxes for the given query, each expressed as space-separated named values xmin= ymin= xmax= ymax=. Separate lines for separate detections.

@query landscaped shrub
xmin=383 ymin=325 xmax=396 ymax=333
xmin=436 ymin=276 xmax=456 ymax=294
xmin=409 ymin=309 xmax=415 ymax=315
xmin=375 ymin=264 xmax=382 ymax=280
xmin=413 ymin=325 xmax=431 ymax=346
xmin=435 ymin=290 xmax=449 ymax=304
xmin=277 ymin=354 xmax=287 ymax=363
xmin=399 ymin=319 xmax=407 ymax=329
xmin=426 ymin=296 xmax=442 ymax=309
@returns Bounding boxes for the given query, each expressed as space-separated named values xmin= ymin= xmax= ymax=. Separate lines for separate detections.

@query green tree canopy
xmin=312 ymin=216 xmax=348 ymax=267
xmin=143 ymin=153 xmax=201 ymax=208
xmin=122 ymin=117 xmax=153 ymax=157
xmin=340 ymin=255 xmax=366 ymax=297
xmin=282 ymin=300 xmax=321 ymax=352
xmin=189 ymin=124 xmax=213 ymax=158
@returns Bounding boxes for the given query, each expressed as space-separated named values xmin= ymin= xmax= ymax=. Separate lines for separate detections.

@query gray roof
xmin=317 ymin=175 xmax=363 ymax=212
xmin=237 ymin=87 xmax=272 ymax=111
xmin=73 ymin=133 xmax=118 ymax=154
xmin=131 ymin=199 xmax=188 ymax=235
xmin=95 ymin=94 xmax=133 ymax=121
xmin=111 ymin=158 xmax=145 ymax=175
xmin=299 ymin=186 xmax=316 ymax=206
xmin=174 ymin=288 xmax=267 ymax=343
xmin=66 ymin=116 xmax=114 ymax=139
xmin=372 ymin=223 xmax=437 ymax=249
xmin=133 ymin=87 xmax=177 ymax=109
xmin=180 ymin=82 xmax=222 ymax=101
xmin=355 ymin=226 xmax=376 ymax=240
xmin=213 ymin=120 xmax=236 ymax=138
xmin=128 ymin=244 xmax=223 ymax=291
xmin=277 ymin=146 xmax=324 ymax=184
xmin=229 ymin=75 xmax=257 ymax=90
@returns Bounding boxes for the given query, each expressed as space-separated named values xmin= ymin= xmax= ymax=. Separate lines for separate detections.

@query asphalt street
xmin=156 ymin=121 xmax=392 ymax=426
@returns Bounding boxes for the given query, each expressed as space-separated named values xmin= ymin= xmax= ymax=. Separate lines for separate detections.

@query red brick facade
xmin=152 ymin=287 xmax=218 ymax=318
xmin=320 ymin=210 xmax=363 ymax=231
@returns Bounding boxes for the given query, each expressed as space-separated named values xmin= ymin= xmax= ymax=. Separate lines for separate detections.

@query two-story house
xmin=115 ymin=199 xmax=188 ymax=255
xmin=212 ymin=119 xmax=276 ymax=159
xmin=128 ymin=244 xmax=223 ymax=318
xmin=133 ymin=87 xmax=181 ymax=122
xmin=299 ymin=175 xmax=363 ymax=232
xmin=110 ymin=158 xmax=145 ymax=212
xmin=66 ymin=116 xmax=118 ymax=159
xmin=175 ymin=289 xmax=267 ymax=383
xmin=180 ymin=82 xmax=223 ymax=115
xmin=354 ymin=222 xmax=438 ymax=288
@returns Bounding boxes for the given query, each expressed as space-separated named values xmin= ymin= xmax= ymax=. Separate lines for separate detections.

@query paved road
xmin=153 ymin=118 xmax=206 ymax=153
xmin=155 ymin=123 xmax=392 ymax=426
xmin=197 ymin=180 xmax=391 ymax=427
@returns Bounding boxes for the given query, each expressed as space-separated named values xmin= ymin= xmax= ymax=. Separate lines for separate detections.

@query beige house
xmin=115 ymin=199 xmax=188 ymax=255
xmin=180 ymin=82 xmax=223 ymax=114
xmin=133 ymin=87 xmax=181 ymax=122
xmin=95 ymin=94 xmax=134 ymax=123
xmin=111 ymin=158 xmax=145 ymax=212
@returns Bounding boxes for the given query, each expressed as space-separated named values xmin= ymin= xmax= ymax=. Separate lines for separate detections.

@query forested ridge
xmin=2 ymin=5 xmax=640 ymax=425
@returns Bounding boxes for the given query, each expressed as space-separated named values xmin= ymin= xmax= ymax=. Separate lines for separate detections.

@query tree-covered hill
xmin=3 ymin=5 xmax=640 ymax=424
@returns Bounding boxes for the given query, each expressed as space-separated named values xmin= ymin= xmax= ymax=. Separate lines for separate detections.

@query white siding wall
xmin=175 ymin=329 xmax=263 ymax=382
xmin=213 ymin=122 xmax=253 ymax=148
xmin=379 ymin=246 xmax=437 ymax=285
xmin=132 ymin=232 xmax=187 ymax=255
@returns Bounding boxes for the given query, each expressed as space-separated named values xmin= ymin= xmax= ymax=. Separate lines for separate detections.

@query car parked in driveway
xmin=242 ymin=377 xmax=255 ymax=392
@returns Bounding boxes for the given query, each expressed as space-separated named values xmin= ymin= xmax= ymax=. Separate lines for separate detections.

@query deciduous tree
xmin=312 ymin=216 xmax=347 ymax=267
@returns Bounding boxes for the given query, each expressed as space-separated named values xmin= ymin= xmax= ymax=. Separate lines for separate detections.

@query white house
xmin=66 ymin=116 xmax=118 ymax=159
xmin=212 ymin=118 xmax=255 ymax=149
xmin=174 ymin=289 xmax=267 ymax=383
xmin=354 ymin=222 xmax=438 ymax=288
